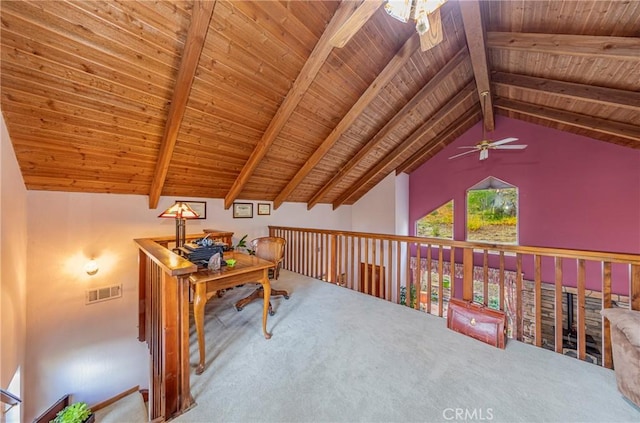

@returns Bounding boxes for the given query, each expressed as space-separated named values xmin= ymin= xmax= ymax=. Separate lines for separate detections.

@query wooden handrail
xmin=270 ymin=225 xmax=640 ymax=369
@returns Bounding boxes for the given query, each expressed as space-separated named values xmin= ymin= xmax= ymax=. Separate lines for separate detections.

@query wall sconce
xmin=84 ymin=259 xmax=99 ymax=276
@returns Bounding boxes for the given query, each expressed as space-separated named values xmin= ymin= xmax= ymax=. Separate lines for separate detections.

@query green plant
xmin=399 ymin=284 xmax=417 ymax=308
xmin=53 ymin=402 xmax=92 ymax=423
xmin=234 ymin=234 xmax=248 ymax=250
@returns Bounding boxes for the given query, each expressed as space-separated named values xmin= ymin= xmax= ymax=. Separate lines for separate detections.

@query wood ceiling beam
xmin=222 ymin=1 xmax=359 ymax=210
xmin=493 ymin=72 xmax=640 ymax=111
xmin=487 ymin=32 xmax=640 ymax=61
xmin=494 ymin=98 xmax=640 ymax=142
xmin=396 ymin=106 xmax=482 ymax=174
xmin=333 ymin=81 xmax=477 ymax=209
xmin=148 ymin=0 xmax=215 ymax=209
xmin=272 ymin=33 xmax=421 ymax=210
xmin=306 ymin=46 xmax=469 ymax=210
xmin=330 ymin=0 xmax=384 ymax=48
xmin=458 ymin=0 xmax=494 ymax=131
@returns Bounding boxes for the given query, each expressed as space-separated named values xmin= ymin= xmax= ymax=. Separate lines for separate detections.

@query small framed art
xmin=257 ymin=203 xmax=271 ymax=215
xmin=179 ymin=200 xmax=206 ymax=219
xmin=233 ymin=202 xmax=253 ymax=218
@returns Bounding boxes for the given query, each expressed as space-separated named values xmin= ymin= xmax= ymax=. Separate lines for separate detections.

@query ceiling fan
xmin=449 ymin=92 xmax=527 ymax=161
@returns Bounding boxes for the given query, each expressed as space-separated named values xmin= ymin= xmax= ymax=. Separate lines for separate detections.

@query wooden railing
xmin=135 ymin=236 xmax=198 ymax=422
xmin=270 ymin=226 xmax=640 ymax=369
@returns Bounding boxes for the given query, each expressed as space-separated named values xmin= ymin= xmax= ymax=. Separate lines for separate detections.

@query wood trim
xmin=148 ymin=0 xmax=215 ymax=209
xmin=487 ymin=32 xmax=640 ymax=61
xmin=272 ymin=33 xmax=421 ymax=209
xmin=222 ymin=0 xmax=358 ymax=209
xmin=333 ymin=82 xmax=477 ymax=208
xmin=330 ymin=0 xmax=384 ymax=48
xmin=493 ymin=72 xmax=640 ymax=111
xmin=90 ymin=386 xmax=140 ymax=412
xmin=306 ymin=47 xmax=469 ymax=210
xmin=459 ymin=0 xmax=494 ymax=131
xmin=494 ymin=97 xmax=640 ymax=142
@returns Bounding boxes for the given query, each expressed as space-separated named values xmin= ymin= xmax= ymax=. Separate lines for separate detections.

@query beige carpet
xmin=175 ymin=270 xmax=640 ymax=423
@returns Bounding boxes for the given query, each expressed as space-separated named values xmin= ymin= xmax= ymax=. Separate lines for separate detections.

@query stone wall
xmin=521 ymin=280 xmax=629 ymax=365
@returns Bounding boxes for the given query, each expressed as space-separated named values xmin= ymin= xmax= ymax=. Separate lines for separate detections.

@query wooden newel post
xmin=462 ymin=247 xmax=474 ymax=301
xmin=631 ymin=264 xmax=640 ymax=311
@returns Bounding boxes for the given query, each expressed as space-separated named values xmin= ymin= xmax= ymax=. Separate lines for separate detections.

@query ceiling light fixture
xmin=384 ymin=0 xmax=447 ymax=50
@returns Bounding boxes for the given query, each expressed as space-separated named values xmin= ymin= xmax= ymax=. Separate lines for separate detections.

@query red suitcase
xmin=447 ymin=298 xmax=507 ymax=348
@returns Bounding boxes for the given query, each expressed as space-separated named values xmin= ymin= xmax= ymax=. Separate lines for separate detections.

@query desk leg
xmin=193 ymin=283 xmax=207 ymax=375
xmin=262 ymin=271 xmax=272 ymax=340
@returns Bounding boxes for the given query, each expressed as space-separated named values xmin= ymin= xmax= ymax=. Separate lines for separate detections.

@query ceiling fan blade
xmin=449 ymin=149 xmax=479 ymax=160
xmin=489 ymin=137 xmax=519 ymax=147
xmin=493 ymin=145 xmax=528 ymax=150
xmin=457 ymin=146 xmax=479 ymax=149
xmin=480 ymin=149 xmax=489 ymax=160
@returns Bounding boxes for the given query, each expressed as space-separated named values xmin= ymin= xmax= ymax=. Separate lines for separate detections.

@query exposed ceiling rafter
xmin=148 ymin=0 xmax=216 ymax=209
xmin=458 ymin=0 xmax=494 ymax=132
xmin=396 ymin=106 xmax=482 ymax=174
xmin=494 ymin=98 xmax=640 ymax=144
xmin=272 ymin=33 xmax=421 ymax=210
xmin=222 ymin=0 xmax=360 ymax=210
xmin=492 ymin=72 xmax=640 ymax=111
xmin=330 ymin=0 xmax=384 ymax=48
xmin=487 ymin=32 xmax=640 ymax=61
xmin=333 ymin=81 xmax=477 ymax=209
xmin=306 ymin=46 xmax=469 ymax=210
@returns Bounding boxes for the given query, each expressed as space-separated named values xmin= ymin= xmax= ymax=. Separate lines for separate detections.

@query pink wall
xmin=409 ymin=116 xmax=640 ymax=293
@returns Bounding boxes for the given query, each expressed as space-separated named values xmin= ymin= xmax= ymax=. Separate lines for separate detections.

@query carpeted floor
xmin=174 ymin=270 xmax=640 ymax=423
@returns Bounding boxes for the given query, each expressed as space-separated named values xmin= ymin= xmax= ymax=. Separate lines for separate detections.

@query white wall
xmin=351 ymin=172 xmax=398 ymax=234
xmin=0 ymin=112 xmax=28 ymax=423
xmin=24 ymin=192 xmax=352 ymax=420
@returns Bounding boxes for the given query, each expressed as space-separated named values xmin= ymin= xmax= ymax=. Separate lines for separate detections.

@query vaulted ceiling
xmin=1 ymin=1 xmax=638 ymax=210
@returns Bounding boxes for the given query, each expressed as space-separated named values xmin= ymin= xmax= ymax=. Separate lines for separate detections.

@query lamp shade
xmin=158 ymin=201 xmax=200 ymax=219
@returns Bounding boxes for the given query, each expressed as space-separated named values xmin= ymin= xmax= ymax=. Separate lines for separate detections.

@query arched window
xmin=466 ymin=177 xmax=518 ymax=244
xmin=416 ymin=200 xmax=454 ymax=239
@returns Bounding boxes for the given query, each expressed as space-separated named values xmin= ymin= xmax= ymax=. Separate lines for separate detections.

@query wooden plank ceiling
xmin=1 ymin=0 xmax=639 ymax=210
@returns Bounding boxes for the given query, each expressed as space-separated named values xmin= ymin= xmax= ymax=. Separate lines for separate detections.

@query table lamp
xmin=158 ymin=201 xmax=200 ymax=248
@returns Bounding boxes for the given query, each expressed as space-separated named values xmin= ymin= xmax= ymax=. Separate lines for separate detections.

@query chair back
xmin=250 ymin=237 xmax=286 ymax=266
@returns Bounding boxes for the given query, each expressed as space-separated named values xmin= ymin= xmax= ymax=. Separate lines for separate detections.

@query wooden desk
xmin=189 ymin=252 xmax=273 ymax=375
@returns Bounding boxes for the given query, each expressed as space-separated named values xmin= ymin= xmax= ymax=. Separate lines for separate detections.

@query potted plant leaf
xmin=52 ymin=401 xmax=94 ymax=423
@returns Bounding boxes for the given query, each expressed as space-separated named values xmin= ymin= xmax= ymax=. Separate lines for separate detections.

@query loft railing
xmin=135 ymin=236 xmax=198 ymax=421
xmin=269 ymin=226 xmax=640 ymax=369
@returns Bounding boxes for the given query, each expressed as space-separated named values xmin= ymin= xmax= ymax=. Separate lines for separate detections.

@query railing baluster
xmin=416 ymin=242 xmax=422 ymax=310
xmin=602 ymin=261 xmax=613 ymax=369
xmin=427 ymin=244 xmax=432 ymax=314
xmin=483 ymin=249 xmax=489 ymax=306
xmin=438 ymin=247 xmax=444 ymax=317
xmin=396 ymin=241 xmax=401 ymax=304
xmin=577 ymin=259 xmax=586 ymax=361
xmin=499 ymin=251 xmax=505 ymax=310
xmin=555 ymin=257 xmax=564 ymax=354
xmin=516 ymin=253 xmax=523 ymax=341
xmin=534 ymin=254 xmax=542 ymax=347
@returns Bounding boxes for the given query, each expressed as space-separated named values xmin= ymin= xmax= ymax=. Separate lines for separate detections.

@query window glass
xmin=466 ymin=181 xmax=518 ymax=244
xmin=416 ymin=200 xmax=453 ymax=239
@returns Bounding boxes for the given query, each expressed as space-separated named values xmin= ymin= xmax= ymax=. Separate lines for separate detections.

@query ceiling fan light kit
xmin=384 ymin=0 xmax=447 ymax=36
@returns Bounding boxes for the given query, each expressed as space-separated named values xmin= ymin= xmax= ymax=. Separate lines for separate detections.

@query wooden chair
xmin=235 ymin=237 xmax=289 ymax=315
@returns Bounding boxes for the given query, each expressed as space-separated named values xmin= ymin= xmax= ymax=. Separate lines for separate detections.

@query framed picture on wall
xmin=258 ymin=203 xmax=271 ymax=215
xmin=233 ymin=202 xmax=253 ymax=218
xmin=179 ymin=200 xmax=206 ymax=219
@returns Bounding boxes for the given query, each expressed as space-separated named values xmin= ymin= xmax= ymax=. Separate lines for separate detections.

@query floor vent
xmin=86 ymin=284 xmax=122 ymax=305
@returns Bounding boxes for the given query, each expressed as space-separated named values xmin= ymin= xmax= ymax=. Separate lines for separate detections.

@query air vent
xmin=86 ymin=284 xmax=122 ymax=305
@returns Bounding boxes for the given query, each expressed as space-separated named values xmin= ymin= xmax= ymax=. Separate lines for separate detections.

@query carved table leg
xmin=262 ymin=271 xmax=272 ymax=340
xmin=193 ymin=282 xmax=207 ymax=375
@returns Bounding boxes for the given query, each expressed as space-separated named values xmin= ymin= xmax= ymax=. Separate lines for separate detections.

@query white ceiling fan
xmin=449 ymin=92 xmax=527 ymax=161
